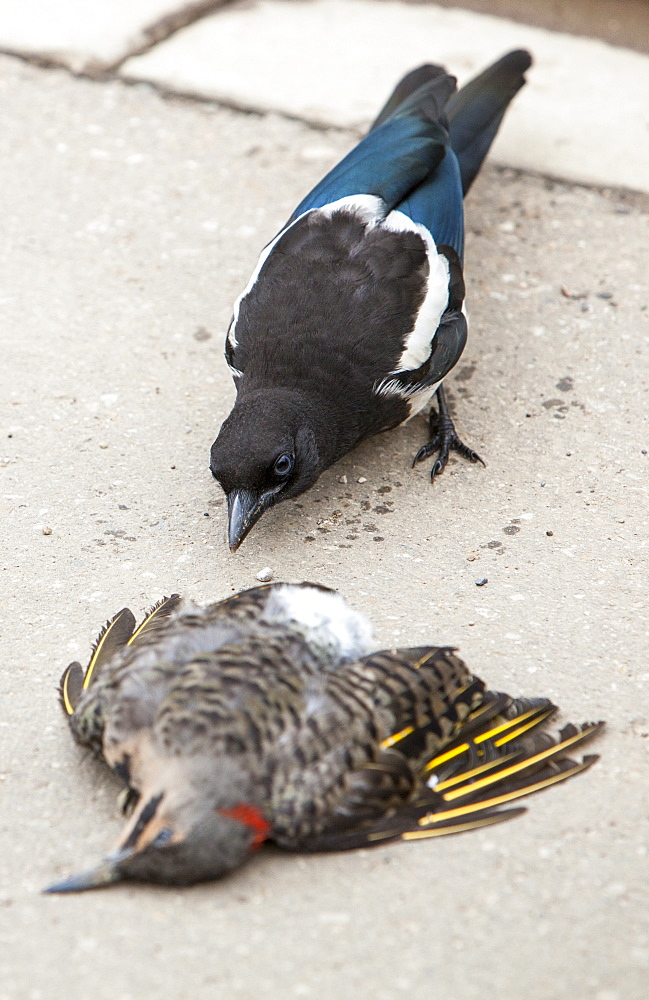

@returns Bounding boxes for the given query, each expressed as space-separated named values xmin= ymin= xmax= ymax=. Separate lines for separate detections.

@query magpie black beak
xmin=227 ymin=488 xmax=277 ymax=552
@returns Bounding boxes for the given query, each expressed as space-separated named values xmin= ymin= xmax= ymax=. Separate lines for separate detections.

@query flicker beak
xmin=227 ymin=488 xmax=276 ymax=552
xmin=43 ymin=848 xmax=133 ymax=894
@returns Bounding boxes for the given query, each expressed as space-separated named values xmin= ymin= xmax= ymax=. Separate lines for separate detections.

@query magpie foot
xmin=412 ymin=387 xmax=485 ymax=481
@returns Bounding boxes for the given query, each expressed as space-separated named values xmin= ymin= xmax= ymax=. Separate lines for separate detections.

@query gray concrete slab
xmin=121 ymin=0 xmax=649 ymax=193
xmin=0 ymin=0 xmax=212 ymax=72
xmin=0 ymin=53 xmax=647 ymax=1000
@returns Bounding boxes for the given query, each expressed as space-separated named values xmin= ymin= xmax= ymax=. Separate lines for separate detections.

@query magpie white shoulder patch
xmin=263 ymin=585 xmax=374 ymax=661
xmin=381 ymin=209 xmax=450 ymax=373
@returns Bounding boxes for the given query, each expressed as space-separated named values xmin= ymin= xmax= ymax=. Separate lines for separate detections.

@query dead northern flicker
xmin=47 ymin=583 xmax=603 ymax=891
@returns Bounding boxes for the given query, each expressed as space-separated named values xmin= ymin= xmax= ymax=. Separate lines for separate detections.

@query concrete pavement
xmin=2 ymin=0 xmax=649 ymax=192
xmin=0 ymin=4 xmax=648 ymax=999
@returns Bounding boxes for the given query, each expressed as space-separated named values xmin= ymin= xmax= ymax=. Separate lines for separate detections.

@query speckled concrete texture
xmin=0 ymin=53 xmax=647 ymax=1000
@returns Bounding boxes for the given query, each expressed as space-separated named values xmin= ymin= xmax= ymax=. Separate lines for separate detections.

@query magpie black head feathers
xmin=211 ymin=390 xmax=321 ymax=549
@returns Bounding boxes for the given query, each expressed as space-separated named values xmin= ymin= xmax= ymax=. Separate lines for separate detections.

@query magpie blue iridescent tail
xmin=210 ymin=51 xmax=532 ymax=550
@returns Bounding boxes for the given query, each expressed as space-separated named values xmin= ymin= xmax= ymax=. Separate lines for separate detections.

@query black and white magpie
xmin=210 ymin=50 xmax=532 ymax=550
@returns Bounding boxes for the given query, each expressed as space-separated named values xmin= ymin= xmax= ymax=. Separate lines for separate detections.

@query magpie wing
xmin=369 ymin=64 xmax=450 ymax=132
xmin=447 ymin=49 xmax=532 ymax=196
xmin=397 ymin=150 xmax=465 ymax=258
xmin=289 ymin=71 xmax=457 ymax=221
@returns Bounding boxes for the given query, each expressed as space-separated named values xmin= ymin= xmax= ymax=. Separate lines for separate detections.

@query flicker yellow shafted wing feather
xmin=473 ymin=703 xmax=556 ymax=745
xmin=420 ymin=701 xmax=556 ymax=774
xmin=431 ymin=751 xmax=519 ymax=792
xmin=440 ymin=721 xmax=603 ymax=803
xmin=423 ymin=741 xmax=470 ymax=772
xmin=417 ymin=757 xmax=598 ymax=828
xmin=82 ymin=608 xmax=136 ymax=691
xmin=380 ymin=725 xmax=415 ymax=750
xmin=403 ymin=808 xmax=527 ymax=839
xmin=127 ymin=595 xmax=181 ymax=647
xmin=60 ymin=662 xmax=84 ymax=716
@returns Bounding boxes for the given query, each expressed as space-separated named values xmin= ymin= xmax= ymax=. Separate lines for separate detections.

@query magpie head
xmin=210 ymin=391 xmax=321 ymax=551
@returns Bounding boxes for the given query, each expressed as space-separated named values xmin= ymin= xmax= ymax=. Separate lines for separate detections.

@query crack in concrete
xmin=118 ymin=69 xmax=360 ymax=134
xmin=104 ymin=0 xmax=241 ymax=73
xmin=0 ymin=31 xmax=647 ymax=202
xmin=0 ymin=44 xmax=357 ymax=136
xmin=0 ymin=1 xmax=240 ymax=78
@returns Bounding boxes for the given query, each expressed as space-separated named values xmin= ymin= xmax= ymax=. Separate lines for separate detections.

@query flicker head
xmin=44 ymin=787 xmax=269 ymax=892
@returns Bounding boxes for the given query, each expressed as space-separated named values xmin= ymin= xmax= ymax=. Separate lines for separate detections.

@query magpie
xmin=210 ymin=51 xmax=532 ymax=550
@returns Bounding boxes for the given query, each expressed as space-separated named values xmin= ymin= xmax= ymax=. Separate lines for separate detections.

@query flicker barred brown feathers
xmin=47 ymin=583 xmax=603 ymax=891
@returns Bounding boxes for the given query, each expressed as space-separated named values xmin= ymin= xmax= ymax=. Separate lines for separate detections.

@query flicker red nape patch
xmin=219 ymin=804 xmax=270 ymax=848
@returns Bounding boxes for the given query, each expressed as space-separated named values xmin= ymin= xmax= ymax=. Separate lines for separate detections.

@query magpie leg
xmin=412 ymin=385 xmax=485 ymax=481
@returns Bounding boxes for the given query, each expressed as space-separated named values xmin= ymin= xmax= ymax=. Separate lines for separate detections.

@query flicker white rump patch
xmin=264 ymin=585 xmax=374 ymax=661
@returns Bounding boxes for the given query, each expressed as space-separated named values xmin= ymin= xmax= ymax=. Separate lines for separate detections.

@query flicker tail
xmin=126 ymin=594 xmax=181 ymax=646
xmin=58 ymin=608 xmax=135 ymax=716
xmin=59 ymin=596 xmax=181 ymax=717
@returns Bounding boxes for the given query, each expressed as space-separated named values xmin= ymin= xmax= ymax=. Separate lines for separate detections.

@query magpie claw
xmin=430 ymin=458 xmax=445 ymax=481
xmin=412 ymin=445 xmax=433 ymax=468
xmin=413 ymin=387 xmax=485 ymax=481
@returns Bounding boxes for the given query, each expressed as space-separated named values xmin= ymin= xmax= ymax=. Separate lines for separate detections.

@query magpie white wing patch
xmin=224 ymin=321 xmax=244 ymax=379
xmin=379 ymin=210 xmax=450 ymax=374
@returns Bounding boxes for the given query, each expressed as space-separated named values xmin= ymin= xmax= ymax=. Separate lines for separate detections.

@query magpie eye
xmin=153 ymin=828 xmax=174 ymax=847
xmin=273 ymin=454 xmax=294 ymax=478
